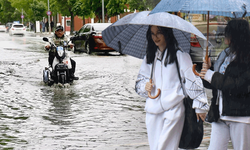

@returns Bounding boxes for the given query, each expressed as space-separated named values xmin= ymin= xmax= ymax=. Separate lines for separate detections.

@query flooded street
xmin=0 ymin=32 xmax=232 ymax=150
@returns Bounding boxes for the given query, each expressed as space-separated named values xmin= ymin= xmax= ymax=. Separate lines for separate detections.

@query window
xmin=83 ymin=25 xmax=91 ymax=32
xmin=66 ymin=20 xmax=71 ymax=27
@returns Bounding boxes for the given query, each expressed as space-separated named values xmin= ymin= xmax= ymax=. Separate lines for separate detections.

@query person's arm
xmin=65 ymin=36 xmax=74 ymax=51
xmin=177 ymin=51 xmax=209 ymax=113
xmin=210 ymin=65 xmax=250 ymax=95
xmin=201 ymin=60 xmax=250 ymax=99
xmin=135 ymin=57 xmax=151 ymax=98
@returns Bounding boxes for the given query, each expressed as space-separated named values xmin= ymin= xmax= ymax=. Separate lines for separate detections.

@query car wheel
xmin=86 ymin=42 xmax=91 ymax=54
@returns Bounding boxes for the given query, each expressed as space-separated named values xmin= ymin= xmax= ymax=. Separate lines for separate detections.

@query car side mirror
xmin=43 ymin=37 xmax=49 ymax=42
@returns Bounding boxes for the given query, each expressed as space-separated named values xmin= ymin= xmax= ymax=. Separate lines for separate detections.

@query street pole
xmin=48 ymin=0 xmax=51 ymax=34
xmin=102 ymin=0 xmax=104 ymax=23
xmin=22 ymin=9 xmax=23 ymax=24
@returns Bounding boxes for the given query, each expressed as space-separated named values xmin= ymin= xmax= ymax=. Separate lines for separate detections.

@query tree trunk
xmin=70 ymin=11 xmax=74 ymax=35
xmin=83 ymin=16 xmax=85 ymax=25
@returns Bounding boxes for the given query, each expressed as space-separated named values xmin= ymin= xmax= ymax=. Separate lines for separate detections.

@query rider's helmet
xmin=55 ymin=25 xmax=64 ymax=31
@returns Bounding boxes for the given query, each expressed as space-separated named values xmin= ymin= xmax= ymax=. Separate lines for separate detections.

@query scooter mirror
xmin=43 ymin=37 xmax=49 ymax=42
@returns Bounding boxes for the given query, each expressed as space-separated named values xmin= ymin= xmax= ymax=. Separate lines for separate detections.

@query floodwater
xmin=0 ymin=32 xmax=233 ymax=150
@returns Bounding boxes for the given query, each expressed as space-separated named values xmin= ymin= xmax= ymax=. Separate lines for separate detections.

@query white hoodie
xmin=135 ymin=49 xmax=209 ymax=114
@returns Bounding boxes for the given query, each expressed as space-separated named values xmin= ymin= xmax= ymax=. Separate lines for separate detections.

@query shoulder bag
xmin=175 ymin=57 xmax=204 ymax=149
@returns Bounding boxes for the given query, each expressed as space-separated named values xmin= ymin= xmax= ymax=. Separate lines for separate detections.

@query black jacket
xmin=204 ymin=49 xmax=250 ymax=122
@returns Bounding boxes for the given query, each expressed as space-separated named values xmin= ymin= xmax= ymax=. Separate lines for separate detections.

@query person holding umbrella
xmin=135 ymin=25 xmax=209 ymax=150
xmin=200 ymin=18 xmax=250 ymax=150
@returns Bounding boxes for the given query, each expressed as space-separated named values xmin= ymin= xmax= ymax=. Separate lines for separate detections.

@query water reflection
xmin=41 ymin=88 xmax=80 ymax=126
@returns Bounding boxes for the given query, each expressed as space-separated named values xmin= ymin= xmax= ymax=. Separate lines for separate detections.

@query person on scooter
xmin=45 ymin=25 xmax=79 ymax=80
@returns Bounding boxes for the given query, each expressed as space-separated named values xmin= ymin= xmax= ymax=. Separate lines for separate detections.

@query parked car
xmin=6 ymin=22 xmax=12 ymax=33
xmin=190 ymin=21 xmax=228 ymax=70
xmin=71 ymin=23 xmax=115 ymax=54
xmin=9 ymin=23 xmax=26 ymax=36
xmin=0 ymin=25 xmax=6 ymax=32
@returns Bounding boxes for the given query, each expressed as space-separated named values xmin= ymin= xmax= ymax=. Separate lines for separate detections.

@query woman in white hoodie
xmin=135 ymin=25 xmax=209 ymax=150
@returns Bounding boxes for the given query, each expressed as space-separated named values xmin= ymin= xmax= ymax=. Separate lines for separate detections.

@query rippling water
xmin=0 ymin=34 xmax=233 ymax=150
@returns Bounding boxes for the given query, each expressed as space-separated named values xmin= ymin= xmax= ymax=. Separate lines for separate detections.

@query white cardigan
xmin=135 ymin=49 xmax=209 ymax=114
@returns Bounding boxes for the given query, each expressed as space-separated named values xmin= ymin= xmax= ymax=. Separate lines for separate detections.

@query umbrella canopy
xmin=150 ymin=0 xmax=250 ymax=18
xmin=102 ymin=11 xmax=206 ymax=59
xmin=149 ymin=0 xmax=250 ymax=76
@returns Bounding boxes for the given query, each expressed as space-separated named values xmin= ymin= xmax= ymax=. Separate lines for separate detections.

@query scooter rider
xmin=45 ymin=25 xmax=79 ymax=80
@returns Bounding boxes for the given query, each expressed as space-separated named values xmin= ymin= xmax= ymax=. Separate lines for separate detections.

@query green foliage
xmin=128 ymin=0 xmax=160 ymax=11
xmin=80 ymin=0 xmax=109 ymax=21
xmin=0 ymin=0 xmax=16 ymax=24
xmin=72 ymin=0 xmax=93 ymax=18
xmin=30 ymin=0 xmax=46 ymax=21
xmin=106 ymin=0 xmax=127 ymax=17
xmin=6 ymin=0 xmax=47 ymax=23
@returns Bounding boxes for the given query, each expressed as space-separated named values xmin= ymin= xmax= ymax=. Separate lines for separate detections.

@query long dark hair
xmin=225 ymin=19 xmax=250 ymax=64
xmin=146 ymin=26 xmax=179 ymax=66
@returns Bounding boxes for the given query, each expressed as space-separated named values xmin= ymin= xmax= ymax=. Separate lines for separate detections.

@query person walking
xmin=135 ymin=25 xmax=209 ymax=150
xmin=50 ymin=20 xmax=54 ymax=32
xmin=45 ymin=21 xmax=49 ymax=32
xmin=200 ymin=18 xmax=250 ymax=150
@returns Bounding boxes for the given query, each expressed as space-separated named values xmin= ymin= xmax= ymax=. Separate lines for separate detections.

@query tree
xmin=30 ymin=0 xmax=46 ymax=21
xmin=8 ymin=0 xmax=47 ymax=23
xmin=72 ymin=0 xmax=93 ymax=25
xmin=52 ymin=0 xmax=78 ymax=34
xmin=81 ymin=0 xmax=109 ymax=23
xmin=30 ymin=0 xmax=46 ymax=32
xmin=127 ymin=0 xmax=160 ymax=11
xmin=0 ymin=0 xmax=15 ymax=24
xmin=106 ymin=0 xmax=127 ymax=18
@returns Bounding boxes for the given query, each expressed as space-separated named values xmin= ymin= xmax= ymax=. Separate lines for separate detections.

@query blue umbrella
xmin=150 ymin=0 xmax=250 ymax=75
xmin=150 ymin=0 xmax=250 ymax=17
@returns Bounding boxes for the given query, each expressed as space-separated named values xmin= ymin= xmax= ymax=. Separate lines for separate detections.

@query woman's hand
xmin=196 ymin=113 xmax=206 ymax=122
xmin=145 ymin=81 xmax=153 ymax=93
xmin=199 ymin=57 xmax=211 ymax=79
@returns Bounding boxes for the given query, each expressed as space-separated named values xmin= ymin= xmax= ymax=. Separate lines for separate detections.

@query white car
xmin=9 ymin=24 xmax=26 ymax=36
xmin=0 ymin=25 xmax=6 ymax=32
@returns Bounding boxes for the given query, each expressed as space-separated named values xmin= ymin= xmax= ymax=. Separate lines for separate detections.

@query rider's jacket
xmin=45 ymin=34 xmax=73 ymax=52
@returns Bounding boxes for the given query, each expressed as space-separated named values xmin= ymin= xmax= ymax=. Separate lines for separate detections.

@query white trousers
xmin=146 ymin=102 xmax=185 ymax=150
xmin=208 ymin=120 xmax=250 ymax=150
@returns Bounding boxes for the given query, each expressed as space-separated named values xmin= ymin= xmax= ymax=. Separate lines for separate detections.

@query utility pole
xmin=48 ymin=0 xmax=51 ymax=34
xmin=22 ymin=9 xmax=23 ymax=24
xmin=102 ymin=0 xmax=104 ymax=23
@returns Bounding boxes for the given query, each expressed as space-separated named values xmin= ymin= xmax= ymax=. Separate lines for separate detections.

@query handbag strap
xmin=175 ymin=55 xmax=188 ymax=98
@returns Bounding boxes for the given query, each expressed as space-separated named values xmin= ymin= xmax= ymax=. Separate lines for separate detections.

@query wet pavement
xmin=0 ymin=32 xmax=233 ymax=150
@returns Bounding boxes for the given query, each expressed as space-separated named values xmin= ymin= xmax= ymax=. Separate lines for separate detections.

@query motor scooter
xmin=42 ymin=37 xmax=73 ymax=86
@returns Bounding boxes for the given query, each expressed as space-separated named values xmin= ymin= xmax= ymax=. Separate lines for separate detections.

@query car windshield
xmin=92 ymin=24 xmax=111 ymax=32
xmin=13 ymin=25 xmax=24 ymax=28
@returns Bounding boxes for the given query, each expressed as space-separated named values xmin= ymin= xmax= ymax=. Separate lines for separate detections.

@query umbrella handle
xmin=192 ymin=55 xmax=209 ymax=76
xmin=148 ymin=79 xmax=161 ymax=99
xmin=192 ymin=64 xmax=200 ymax=76
xmin=193 ymin=11 xmax=210 ymax=77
